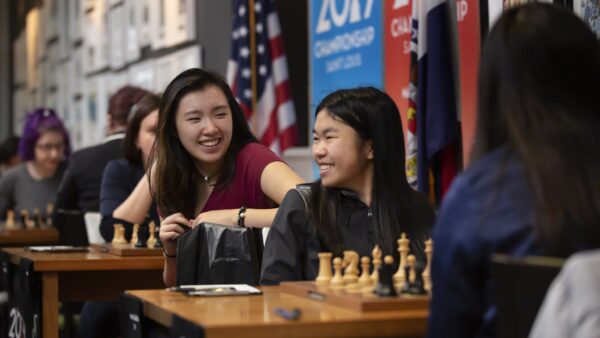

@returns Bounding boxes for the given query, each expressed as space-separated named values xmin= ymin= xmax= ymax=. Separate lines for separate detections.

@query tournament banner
xmin=310 ymin=0 xmax=384 ymax=108
xmin=455 ymin=0 xmax=480 ymax=165
xmin=384 ymin=0 xmax=412 ymax=136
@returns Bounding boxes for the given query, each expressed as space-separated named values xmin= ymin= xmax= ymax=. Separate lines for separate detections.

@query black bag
xmin=4 ymin=257 xmax=42 ymax=338
xmin=176 ymin=222 xmax=263 ymax=286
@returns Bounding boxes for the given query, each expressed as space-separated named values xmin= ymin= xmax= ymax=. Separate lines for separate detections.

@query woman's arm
xmin=193 ymin=161 xmax=304 ymax=228
xmin=159 ymin=212 xmax=193 ymax=287
xmin=112 ymin=173 xmax=153 ymax=224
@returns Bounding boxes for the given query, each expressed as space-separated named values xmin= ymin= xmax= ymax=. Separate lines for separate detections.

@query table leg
xmin=42 ymin=272 xmax=58 ymax=338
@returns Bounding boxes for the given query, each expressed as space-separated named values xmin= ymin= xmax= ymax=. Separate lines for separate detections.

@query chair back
xmin=84 ymin=212 xmax=103 ymax=244
xmin=52 ymin=209 xmax=88 ymax=246
xmin=491 ymin=254 xmax=564 ymax=338
xmin=176 ymin=222 xmax=263 ymax=286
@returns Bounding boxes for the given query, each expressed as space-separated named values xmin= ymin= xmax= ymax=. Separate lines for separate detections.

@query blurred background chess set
xmin=0 ymin=204 xmax=55 ymax=230
xmin=90 ymin=221 xmax=163 ymax=256
xmin=281 ymin=233 xmax=432 ymax=312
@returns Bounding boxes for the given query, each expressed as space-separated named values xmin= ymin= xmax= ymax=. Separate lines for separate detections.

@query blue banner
xmin=310 ymin=0 xmax=384 ymax=108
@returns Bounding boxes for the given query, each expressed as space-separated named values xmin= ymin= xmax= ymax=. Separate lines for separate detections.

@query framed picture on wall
xmin=83 ymin=0 xmax=109 ymax=74
xmin=13 ymin=32 xmax=27 ymax=86
xmin=125 ymin=0 xmax=141 ymax=63
xmin=127 ymin=60 xmax=155 ymax=91
xmin=108 ymin=3 xmax=126 ymax=69
xmin=69 ymin=0 xmax=82 ymax=43
xmin=26 ymin=8 xmax=40 ymax=90
xmin=138 ymin=0 xmax=154 ymax=48
xmin=108 ymin=70 xmax=128 ymax=98
xmin=161 ymin=0 xmax=196 ymax=48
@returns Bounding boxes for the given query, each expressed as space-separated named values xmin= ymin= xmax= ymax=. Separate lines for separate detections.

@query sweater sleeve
xmin=99 ymin=161 xmax=136 ymax=242
xmin=427 ymin=175 xmax=486 ymax=338
xmin=260 ymin=189 xmax=310 ymax=285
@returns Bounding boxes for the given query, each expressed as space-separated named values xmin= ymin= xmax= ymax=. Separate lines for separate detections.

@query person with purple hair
xmin=0 ymin=108 xmax=71 ymax=219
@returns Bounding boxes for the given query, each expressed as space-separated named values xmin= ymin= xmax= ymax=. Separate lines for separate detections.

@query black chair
xmin=52 ymin=209 xmax=89 ymax=247
xmin=176 ymin=222 xmax=263 ymax=286
xmin=491 ymin=254 xmax=564 ymax=338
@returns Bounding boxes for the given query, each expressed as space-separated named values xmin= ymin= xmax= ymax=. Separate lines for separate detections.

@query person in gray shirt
xmin=0 ymin=108 xmax=71 ymax=220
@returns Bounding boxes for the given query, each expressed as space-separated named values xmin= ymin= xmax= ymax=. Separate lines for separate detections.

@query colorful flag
xmin=227 ymin=0 xmax=298 ymax=154
xmin=407 ymin=0 xmax=461 ymax=204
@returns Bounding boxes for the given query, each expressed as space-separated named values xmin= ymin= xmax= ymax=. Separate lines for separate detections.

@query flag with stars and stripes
xmin=226 ymin=0 xmax=298 ymax=154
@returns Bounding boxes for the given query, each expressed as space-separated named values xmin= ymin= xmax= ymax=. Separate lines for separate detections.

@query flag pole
xmin=248 ymin=0 xmax=259 ymax=137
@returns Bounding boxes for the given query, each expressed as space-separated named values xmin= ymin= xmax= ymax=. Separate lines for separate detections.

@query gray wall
xmin=0 ymin=0 xmax=11 ymax=140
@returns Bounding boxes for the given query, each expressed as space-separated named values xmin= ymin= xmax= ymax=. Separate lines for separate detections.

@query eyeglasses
xmin=35 ymin=142 xmax=65 ymax=152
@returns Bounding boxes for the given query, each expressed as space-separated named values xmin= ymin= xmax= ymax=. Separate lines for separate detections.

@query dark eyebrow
xmin=313 ymin=127 xmax=338 ymax=135
xmin=211 ymin=105 xmax=229 ymax=113
xmin=183 ymin=110 xmax=201 ymax=117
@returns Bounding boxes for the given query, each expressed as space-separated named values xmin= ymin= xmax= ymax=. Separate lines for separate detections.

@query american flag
xmin=227 ymin=0 xmax=297 ymax=154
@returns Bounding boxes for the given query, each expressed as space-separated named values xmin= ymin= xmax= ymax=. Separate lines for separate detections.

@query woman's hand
xmin=193 ymin=209 xmax=238 ymax=228
xmin=159 ymin=213 xmax=194 ymax=255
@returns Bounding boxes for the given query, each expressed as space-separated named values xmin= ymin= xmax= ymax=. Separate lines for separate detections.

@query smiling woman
xmin=0 ymin=108 xmax=71 ymax=220
xmin=133 ymin=68 xmax=305 ymax=287
xmin=260 ymin=87 xmax=435 ymax=285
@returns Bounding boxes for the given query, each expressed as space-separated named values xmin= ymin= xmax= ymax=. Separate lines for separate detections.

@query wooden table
xmin=0 ymin=227 xmax=58 ymax=246
xmin=126 ymin=287 xmax=429 ymax=338
xmin=2 ymin=247 xmax=165 ymax=338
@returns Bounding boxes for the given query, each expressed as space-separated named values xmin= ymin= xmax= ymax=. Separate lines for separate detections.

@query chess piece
xmin=135 ymin=223 xmax=149 ymax=248
xmin=407 ymin=255 xmax=417 ymax=284
xmin=114 ymin=224 xmax=128 ymax=245
xmin=316 ymin=252 xmax=333 ymax=285
xmin=5 ymin=210 xmax=16 ymax=229
xmin=400 ymin=265 xmax=411 ymax=294
xmin=342 ymin=251 xmax=359 ymax=283
xmin=370 ymin=245 xmax=382 ymax=283
xmin=423 ymin=238 xmax=433 ymax=292
xmin=112 ymin=224 xmax=121 ymax=244
xmin=393 ymin=233 xmax=410 ymax=287
xmin=373 ymin=256 xmax=398 ymax=297
xmin=154 ymin=224 xmax=163 ymax=248
xmin=358 ymin=256 xmax=371 ymax=286
xmin=330 ymin=257 xmax=345 ymax=288
xmin=21 ymin=210 xmax=34 ymax=229
xmin=147 ymin=221 xmax=157 ymax=247
xmin=409 ymin=264 xmax=427 ymax=295
xmin=45 ymin=204 xmax=54 ymax=227
xmin=32 ymin=208 xmax=40 ymax=227
xmin=131 ymin=224 xmax=140 ymax=245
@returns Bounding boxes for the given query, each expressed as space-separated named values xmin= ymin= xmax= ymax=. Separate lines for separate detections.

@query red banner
xmin=384 ymin=0 xmax=412 ymax=137
xmin=455 ymin=0 xmax=480 ymax=165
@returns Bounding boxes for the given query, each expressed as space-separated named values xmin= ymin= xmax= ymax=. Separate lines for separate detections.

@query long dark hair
xmin=473 ymin=3 xmax=600 ymax=257
xmin=151 ymin=68 xmax=257 ymax=217
xmin=310 ymin=87 xmax=434 ymax=259
xmin=123 ymin=93 xmax=161 ymax=167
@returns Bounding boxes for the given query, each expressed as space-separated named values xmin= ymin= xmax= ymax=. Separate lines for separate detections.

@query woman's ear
xmin=365 ymin=140 xmax=374 ymax=160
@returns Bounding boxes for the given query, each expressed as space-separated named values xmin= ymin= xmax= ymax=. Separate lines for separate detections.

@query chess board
xmin=90 ymin=243 xmax=163 ymax=256
xmin=280 ymin=281 xmax=429 ymax=312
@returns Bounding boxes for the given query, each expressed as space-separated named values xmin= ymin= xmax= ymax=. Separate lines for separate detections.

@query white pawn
xmin=5 ymin=210 xmax=16 ymax=229
xmin=131 ymin=224 xmax=140 ymax=245
xmin=370 ymin=245 xmax=382 ymax=283
xmin=407 ymin=255 xmax=417 ymax=284
xmin=147 ymin=221 xmax=157 ymax=247
xmin=358 ymin=256 xmax=371 ymax=286
xmin=330 ymin=257 xmax=345 ymax=288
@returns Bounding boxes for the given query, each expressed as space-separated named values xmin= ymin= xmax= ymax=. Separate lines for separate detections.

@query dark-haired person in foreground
xmin=427 ymin=4 xmax=600 ymax=337
xmin=260 ymin=87 xmax=434 ymax=284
